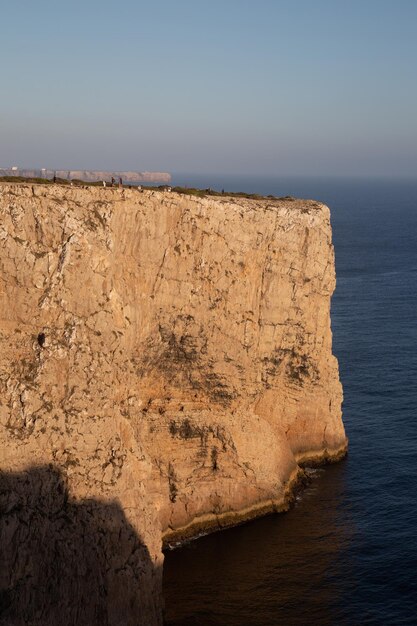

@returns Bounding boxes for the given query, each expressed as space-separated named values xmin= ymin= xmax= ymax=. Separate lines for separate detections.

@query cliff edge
xmin=0 ymin=184 xmax=346 ymax=625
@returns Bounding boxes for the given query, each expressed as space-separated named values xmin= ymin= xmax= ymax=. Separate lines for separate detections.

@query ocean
xmin=162 ymin=176 xmax=417 ymax=626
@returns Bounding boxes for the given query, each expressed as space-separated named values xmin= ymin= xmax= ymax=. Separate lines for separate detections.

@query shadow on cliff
xmin=0 ymin=465 xmax=162 ymax=626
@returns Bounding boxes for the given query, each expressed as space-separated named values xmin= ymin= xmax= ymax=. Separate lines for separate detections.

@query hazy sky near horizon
xmin=1 ymin=0 xmax=417 ymax=177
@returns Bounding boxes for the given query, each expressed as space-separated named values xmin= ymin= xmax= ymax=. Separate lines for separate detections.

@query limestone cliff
xmin=0 ymin=184 xmax=347 ymax=625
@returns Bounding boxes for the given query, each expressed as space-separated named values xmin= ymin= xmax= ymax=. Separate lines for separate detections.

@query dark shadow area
xmin=0 ymin=465 xmax=162 ymax=626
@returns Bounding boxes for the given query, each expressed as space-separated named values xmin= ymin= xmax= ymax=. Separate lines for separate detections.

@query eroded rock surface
xmin=0 ymin=184 xmax=346 ymax=624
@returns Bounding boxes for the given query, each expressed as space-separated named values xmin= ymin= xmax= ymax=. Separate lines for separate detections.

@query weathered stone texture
xmin=0 ymin=184 xmax=346 ymax=624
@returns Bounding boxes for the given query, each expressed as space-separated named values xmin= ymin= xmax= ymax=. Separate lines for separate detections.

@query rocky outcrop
xmin=0 ymin=184 xmax=346 ymax=624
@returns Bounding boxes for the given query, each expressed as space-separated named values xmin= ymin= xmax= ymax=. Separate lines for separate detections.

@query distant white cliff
xmin=0 ymin=167 xmax=171 ymax=183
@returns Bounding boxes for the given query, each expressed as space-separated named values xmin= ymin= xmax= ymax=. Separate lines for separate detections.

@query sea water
xmin=163 ymin=176 xmax=417 ymax=625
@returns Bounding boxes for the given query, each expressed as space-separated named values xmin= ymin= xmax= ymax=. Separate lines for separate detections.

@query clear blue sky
xmin=1 ymin=0 xmax=416 ymax=177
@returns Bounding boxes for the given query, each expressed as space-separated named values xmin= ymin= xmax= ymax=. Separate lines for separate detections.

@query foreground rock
xmin=0 ymin=184 xmax=347 ymax=624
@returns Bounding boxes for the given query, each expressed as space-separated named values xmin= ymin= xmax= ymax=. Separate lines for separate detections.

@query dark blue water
xmin=163 ymin=176 xmax=417 ymax=626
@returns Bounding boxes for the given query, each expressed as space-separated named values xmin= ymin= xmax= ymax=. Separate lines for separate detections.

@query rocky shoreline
xmin=163 ymin=441 xmax=348 ymax=548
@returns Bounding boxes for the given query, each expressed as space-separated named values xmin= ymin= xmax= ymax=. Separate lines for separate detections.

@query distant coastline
xmin=0 ymin=167 xmax=171 ymax=183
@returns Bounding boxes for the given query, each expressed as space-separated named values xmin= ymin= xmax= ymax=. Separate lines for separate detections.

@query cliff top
xmin=0 ymin=181 xmax=327 ymax=217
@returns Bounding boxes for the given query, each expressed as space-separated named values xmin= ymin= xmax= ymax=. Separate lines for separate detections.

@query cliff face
xmin=0 ymin=184 xmax=346 ymax=624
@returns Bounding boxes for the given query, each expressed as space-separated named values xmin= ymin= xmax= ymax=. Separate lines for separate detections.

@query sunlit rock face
xmin=0 ymin=184 xmax=346 ymax=624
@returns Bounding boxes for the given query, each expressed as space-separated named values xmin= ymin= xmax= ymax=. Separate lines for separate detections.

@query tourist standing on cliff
xmin=119 ymin=177 xmax=123 ymax=188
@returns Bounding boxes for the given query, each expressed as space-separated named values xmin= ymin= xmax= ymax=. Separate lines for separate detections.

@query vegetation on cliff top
xmin=0 ymin=176 xmax=296 ymax=201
